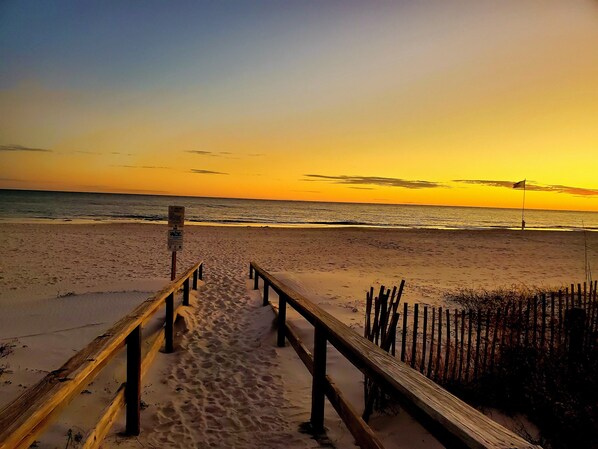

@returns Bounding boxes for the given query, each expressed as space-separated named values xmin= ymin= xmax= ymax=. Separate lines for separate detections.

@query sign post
xmin=168 ymin=206 xmax=185 ymax=280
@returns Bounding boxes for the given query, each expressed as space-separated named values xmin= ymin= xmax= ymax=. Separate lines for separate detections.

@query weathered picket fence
xmin=394 ymin=281 xmax=598 ymax=385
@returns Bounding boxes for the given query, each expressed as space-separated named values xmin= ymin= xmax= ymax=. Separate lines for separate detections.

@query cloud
xmin=112 ymin=164 xmax=170 ymax=169
xmin=190 ymin=169 xmax=228 ymax=175
xmin=74 ymin=150 xmax=101 ymax=155
xmin=187 ymin=150 xmax=215 ymax=156
xmin=304 ymin=174 xmax=444 ymax=189
xmin=0 ymin=177 xmax=27 ymax=182
xmin=453 ymin=179 xmax=598 ymax=197
xmin=0 ymin=144 xmax=52 ymax=152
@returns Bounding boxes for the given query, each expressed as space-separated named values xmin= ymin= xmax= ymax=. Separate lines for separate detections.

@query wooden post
xmin=452 ymin=309 xmax=459 ymax=382
xmin=565 ymin=308 xmax=585 ymax=369
xmin=192 ymin=268 xmax=198 ymax=290
xmin=444 ymin=308 xmax=451 ymax=383
xmin=532 ymin=296 xmax=538 ymax=348
xmin=421 ymin=306 xmax=428 ymax=373
xmin=515 ymin=301 xmax=523 ymax=346
xmin=458 ymin=310 xmax=465 ymax=382
xmin=489 ymin=309 xmax=501 ymax=374
xmin=126 ymin=325 xmax=142 ymax=436
xmin=311 ymin=325 xmax=327 ymax=434
xmin=263 ymin=282 xmax=269 ymax=307
xmin=465 ymin=310 xmax=473 ymax=382
xmin=401 ymin=303 xmax=408 ymax=363
xmin=277 ymin=294 xmax=287 ymax=347
xmin=482 ymin=311 xmax=490 ymax=374
xmin=170 ymin=251 xmax=176 ymax=281
xmin=427 ymin=308 xmax=435 ymax=378
xmin=411 ymin=304 xmax=419 ymax=368
xmin=183 ymin=278 xmax=190 ymax=306
xmin=165 ymin=293 xmax=174 ymax=353
xmin=524 ymin=299 xmax=530 ymax=347
xmin=199 ymin=263 xmax=203 ymax=280
xmin=473 ymin=309 xmax=482 ymax=380
xmin=436 ymin=307 xmax=442 ymax=381
xmin=540 ymin=294 xmax=546 ymax=350
xmin=550 ymin=293 xmax=555 ymax=354
xmin=558 ymin=290 xmax=563 ymax=345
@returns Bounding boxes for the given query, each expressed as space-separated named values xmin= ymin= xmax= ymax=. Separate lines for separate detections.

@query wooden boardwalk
xmin=0 ymin=261 xmax=542 ymax=449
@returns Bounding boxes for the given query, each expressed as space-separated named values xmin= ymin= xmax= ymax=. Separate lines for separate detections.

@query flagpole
xmin=521 ymin=179 xmax=526 ymax=230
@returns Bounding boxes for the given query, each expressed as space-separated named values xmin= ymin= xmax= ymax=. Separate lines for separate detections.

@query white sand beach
xmin=1 ymin=223 xmax=596 ymax=448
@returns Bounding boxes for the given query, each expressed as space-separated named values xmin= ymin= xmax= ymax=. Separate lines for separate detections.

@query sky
xmin=1 ymin=1 xmax=597 ymax=211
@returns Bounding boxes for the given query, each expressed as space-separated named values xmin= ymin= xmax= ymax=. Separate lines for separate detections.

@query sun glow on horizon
xmin=1 ymin=1 xmax=597 ymax=212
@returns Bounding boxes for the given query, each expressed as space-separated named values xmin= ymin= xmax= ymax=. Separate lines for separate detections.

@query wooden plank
xmin=365 ymin=288 xmax=373 ymax=340
xmin=458 ymin=310 xmax=465 ymax=383
xmin=125 ymin=325 xmax=142 ymax=435
xmin=81 ymin=300 xmax=182 ymax=449
xmin=444 ymin=308 xmax=450 ymax=383
xmin=263 ymin=281 xmax=270 ymax=307
xmin=421 ymin=306 xmax=428 ymax=374
xmin=436 ymin=307 xmax=442 ymax=382
xmin=452 ymin=309 xmax=458 ymax=383
xmin=81 ymin=383 xmax=126 ymax=449
xmin=165 ymin=293 xmax=174 ymax=353
xmin=550 ymin=293 xmax=555 ymax=354
xmin=278 ymin=294 xmax=287 ymax=348
xmin=411 ymin=304 xmax=419 ymax=369
xmin=465 ymin=310 xmax=473 ymax=383
xmin=0 ymin=260 xmax=202 ymax=449
xmin=311 ymin=326 xmax=327 ymax=433
xmin=482 ymin=311 xmax=490 ymax=374
xmin=183 ymin=278 xmax=190 ymax=306
xmin=427 ymin=308 xmax=436 ymax=378
xmin=401 ymin=303 xmax=408 ymax=362
xmin=489 ymin=308 xmax=501 ymax=374
xmin=251 ymin=263 xmax=540 ymax=449
xmin=473 ymin=310 xmax=481 ymax=381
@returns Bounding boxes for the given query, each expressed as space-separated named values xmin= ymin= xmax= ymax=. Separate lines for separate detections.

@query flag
xmin=513 ymin=180 xmax=526 ymax=189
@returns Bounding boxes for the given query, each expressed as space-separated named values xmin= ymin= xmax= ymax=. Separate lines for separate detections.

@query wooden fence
xmin=394 ymin=281 xmax=598 ymax=385
xmin=249 ymin=262 xmax=540 ymax=449
xmin=0 ymin=261 xmax=204 ymax=449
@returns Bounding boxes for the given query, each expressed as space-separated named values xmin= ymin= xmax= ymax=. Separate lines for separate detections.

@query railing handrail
xmin=250 ymin=262 xmax=541 ymax=449
xmin=0 ymin=260 xmax=203 ymax=449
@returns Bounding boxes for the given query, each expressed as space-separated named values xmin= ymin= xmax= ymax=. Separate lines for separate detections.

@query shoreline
xmin=0 ymin=217 xmax=595 ymax=232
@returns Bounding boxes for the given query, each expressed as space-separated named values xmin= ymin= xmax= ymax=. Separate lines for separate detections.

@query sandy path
xmin=126 ymin=261 xmax=318 ymax=448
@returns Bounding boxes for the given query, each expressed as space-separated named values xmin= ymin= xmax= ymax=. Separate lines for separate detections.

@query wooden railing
xmin=0 ymin=261 xmax=204 ymax=449
xmin=249 ymin=262 xmax=541 ymax=449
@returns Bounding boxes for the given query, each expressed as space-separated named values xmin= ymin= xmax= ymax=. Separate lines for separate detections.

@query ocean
xmin=1 ymin=189 xmax=597 ymax=231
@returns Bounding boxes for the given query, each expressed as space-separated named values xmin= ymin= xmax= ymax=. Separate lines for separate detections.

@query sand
xmin=0 ymin=223 xmax=596 ymax=448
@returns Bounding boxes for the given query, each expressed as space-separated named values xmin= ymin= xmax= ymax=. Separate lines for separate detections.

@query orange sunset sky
xmin=1 ymin=1 xmax=597 ymax=211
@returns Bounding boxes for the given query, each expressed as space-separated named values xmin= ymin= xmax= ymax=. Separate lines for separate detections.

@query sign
xmin=168 ymin=228 xmax=184 ymax=252
xmin=168 ymin=206 xmax=185 ymax=228
xmin=167 ymin=206 xmax=185 ymax=252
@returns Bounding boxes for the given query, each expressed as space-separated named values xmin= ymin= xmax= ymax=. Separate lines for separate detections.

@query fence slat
xmin=411 ymin=304 xmax=419 ymax=369
xmin=421 ymin=306 xmax=428 ymax=374
xmin=427 ymin=308 xmax=436 ymax=378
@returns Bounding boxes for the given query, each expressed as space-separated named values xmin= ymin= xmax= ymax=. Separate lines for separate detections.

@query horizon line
xmin=1 ymin=187 xmax=598 ymax=215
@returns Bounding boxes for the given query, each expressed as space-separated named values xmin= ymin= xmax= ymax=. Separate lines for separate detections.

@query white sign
xmin=168 ymin=228 xmax=184 ymax=252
